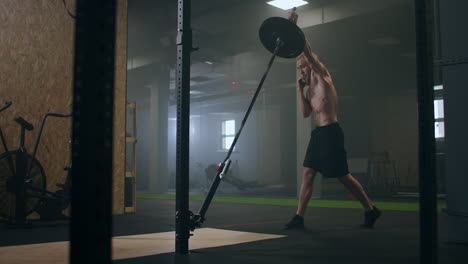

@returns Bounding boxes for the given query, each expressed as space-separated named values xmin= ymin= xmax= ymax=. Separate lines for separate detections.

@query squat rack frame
xmin=175 ymin=0 xmax=438 ymax=261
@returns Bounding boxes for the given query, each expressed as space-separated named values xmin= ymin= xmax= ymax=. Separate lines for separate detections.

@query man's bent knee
xmin=337 ymin=173 xmax=353 ymax=182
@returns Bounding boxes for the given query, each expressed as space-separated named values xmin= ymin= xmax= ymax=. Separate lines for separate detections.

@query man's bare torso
xmin=307 ymin=70 xmax=338 ymax=127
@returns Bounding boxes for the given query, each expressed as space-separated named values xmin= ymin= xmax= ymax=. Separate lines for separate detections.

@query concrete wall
xmin=369 ymin=93 xmax=419 ymax=189
xmin=439 ymin=0 xmax=468 ymax=244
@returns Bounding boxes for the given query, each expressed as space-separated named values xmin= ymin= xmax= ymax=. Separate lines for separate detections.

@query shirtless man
xmin=285 ymin=11 xmax=381 ymax=229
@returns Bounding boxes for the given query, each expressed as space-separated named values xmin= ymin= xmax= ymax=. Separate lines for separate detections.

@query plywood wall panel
xmin=0 ymin=0 xmax=75 ymax=203
xmin=113 ymin=0 xmax=128 ymax=215
xmin=0 ymin=0 xmax=128 ymax=216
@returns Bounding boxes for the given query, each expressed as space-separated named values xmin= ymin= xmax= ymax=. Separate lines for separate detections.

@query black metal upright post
xmin=175 ymin=0 xmax=193 ymax=255
xmin=70 ymin=1 xmax=116 ymax=264
xmin=414 ymin=0 xmax=437 ymax=263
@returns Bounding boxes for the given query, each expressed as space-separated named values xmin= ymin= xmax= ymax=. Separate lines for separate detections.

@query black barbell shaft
xmin=195 ymin=38 xmax=284 ymax=225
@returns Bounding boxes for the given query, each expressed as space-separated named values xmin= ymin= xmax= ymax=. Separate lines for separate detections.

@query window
xmin=221 ymin=120 xmax=236 ymax=150
xmin=434 ymin=85 xmax=445 ymax=139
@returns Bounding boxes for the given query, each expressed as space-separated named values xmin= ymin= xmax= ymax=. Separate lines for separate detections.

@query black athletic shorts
xmin=303 ymin=122 xmax=349 ymax=178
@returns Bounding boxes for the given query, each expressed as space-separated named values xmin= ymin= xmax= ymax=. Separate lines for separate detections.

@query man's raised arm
xmin=288 ymin=10 xmax=330 ymax=78
xmin=302 ymin=40 xmax=330 ymax=78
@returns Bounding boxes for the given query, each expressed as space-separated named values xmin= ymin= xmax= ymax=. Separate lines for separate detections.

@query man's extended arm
xmin=302 ymin=40 xmax=330 ymax=78
xmin=288 ymin=10 xmax=330 ymax=78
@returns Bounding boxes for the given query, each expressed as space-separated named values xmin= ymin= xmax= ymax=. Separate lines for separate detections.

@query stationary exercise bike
xmin=0 ymin=104 xmax=72 ymax=224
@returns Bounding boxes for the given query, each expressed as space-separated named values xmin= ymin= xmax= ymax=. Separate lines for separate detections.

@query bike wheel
xmin=0 ymin=150 xmax=47 ymax=219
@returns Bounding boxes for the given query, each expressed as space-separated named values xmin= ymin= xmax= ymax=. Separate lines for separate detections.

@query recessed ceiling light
xmin=266 ymin=0 xmax=308 ymax=10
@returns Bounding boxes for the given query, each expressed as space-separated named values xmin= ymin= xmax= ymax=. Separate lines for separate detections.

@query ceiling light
xmin=204 ymin=61 xmax=213 ymax=65
xmin=267 ymin=0 xmax=308 ymax=10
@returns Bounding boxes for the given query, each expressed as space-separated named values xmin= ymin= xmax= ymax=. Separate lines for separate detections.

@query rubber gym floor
xmin=1 ymin=195 xmax=467 ymax=264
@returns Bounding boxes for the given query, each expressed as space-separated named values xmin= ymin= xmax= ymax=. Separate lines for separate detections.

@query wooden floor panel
xmin=0 ymin=228 xmax=286 ymax=264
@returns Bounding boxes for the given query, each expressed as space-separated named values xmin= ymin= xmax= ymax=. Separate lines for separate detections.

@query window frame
xmin=434 ymin=85 xmax=445 ymax=141
xmin=221 ymin=119 xmax=236 ymax=151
